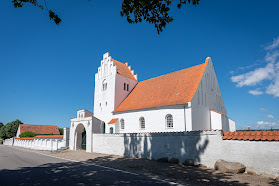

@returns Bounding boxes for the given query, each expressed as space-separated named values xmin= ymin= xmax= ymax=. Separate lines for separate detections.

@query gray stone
xmin=183 ymin=159 xmax=195 ymax=166
xmin=156 ymin=157 xmax=168 ymax=163
xmin=169 ymin=158 xmax=179 ymax=164
xmin=214 ymin=159 xmax=246 ymax=174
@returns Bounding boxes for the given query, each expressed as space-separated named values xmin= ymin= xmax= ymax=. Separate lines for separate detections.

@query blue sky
xmin=0 ymin=0 xmax=279 ymax=129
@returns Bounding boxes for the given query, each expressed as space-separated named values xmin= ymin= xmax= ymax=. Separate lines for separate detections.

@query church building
xmin=70 ymin=52 xmax=235 ymax=148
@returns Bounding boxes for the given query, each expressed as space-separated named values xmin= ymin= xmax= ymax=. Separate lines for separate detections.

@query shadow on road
xmin=0 ymin=159 xmax=169 ymax=185
xmin=0 ymin=153 xmax=271 ymax=186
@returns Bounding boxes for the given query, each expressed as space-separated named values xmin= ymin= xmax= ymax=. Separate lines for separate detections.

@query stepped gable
xmin=222 ymin=131 xmax=279 ymax=141
xmin=113 ymin=58 xmax=209 ymax=112
xmin=19 ymin=124 xmax=60 ymax=135
xmin=112 ymin=59 xmax=137 ymax=81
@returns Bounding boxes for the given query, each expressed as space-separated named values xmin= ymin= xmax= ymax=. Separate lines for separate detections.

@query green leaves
xmin=11 ymin=0 xmax=200 ymax=34
xmin=48 ymin=10 xmax=61 ymax=25
xmin=0 ymin=119 xmax=23 ymax=139
xmin=121 ymin=0 xmax=200 ymax=34
xmin=11 ymin=0 xmax=61 ymax=26
xmin=19 ymin=131 xmax=36 ymax=138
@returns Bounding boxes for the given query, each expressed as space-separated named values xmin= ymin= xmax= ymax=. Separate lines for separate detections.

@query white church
xmin=70 ymin=52 xmax=235 ymax=151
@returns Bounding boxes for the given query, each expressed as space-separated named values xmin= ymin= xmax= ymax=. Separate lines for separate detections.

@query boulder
xmin=183 ymin=159 xmax=195 ymax=166
xmin=169 ymin=158 xmax=179 ymax=164
xmin=246 ymin=170 xmax=257 ymax=175
xmin=262 ymin=173 xmax=277 ymax=180
xmin=214 ymin=159 xmax=246 ymax=174
xmin=156 ymin=157 xmax=168 ymax=163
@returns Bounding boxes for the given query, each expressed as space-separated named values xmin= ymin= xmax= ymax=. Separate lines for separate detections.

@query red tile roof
xmin=35 ymin=135 xmax=63 ymax=139
xmin=15 ymin=137 xmax=34 ymax=140
xmin=15 ymin=135 xmax=63 ymax=140
xmin=19 ymin=124 xmax=60 ymax=135
xmin=108 ymin=118 xmax=119 ymax=124
xmin=112 ymin=59 xmax=137 ymax=81
xmin=113 ymin=58 xmax=208 ymax=112
xmin=223 ymin=131 xmax=279 ymax=141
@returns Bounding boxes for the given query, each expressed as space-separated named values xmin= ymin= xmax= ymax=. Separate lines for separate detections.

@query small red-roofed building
xmin=16 ymin=124 xmax=60 ymax=137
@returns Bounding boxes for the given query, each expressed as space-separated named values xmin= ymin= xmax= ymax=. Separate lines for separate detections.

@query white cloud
xmin=267 ymin=115 xmax=275 ymax=119
xmin=265 ymin=36 xmax=279 ymax=50
xmin=266 ymin=75 xmax=279 ymax=97
xmin=231 ymin=63 xmax=274 ymax=87
xmin=260 ymin=108 xmax=267 ymax=112
xmin=265 ymin=51 xmax=279 ymax=63
xmin=248 ymin=89 xmax=263 ymax=96
xmin=231 ymin=36 xmax=279 ymax=97
xmin=252 ymin=120 xmax=279 ymax=129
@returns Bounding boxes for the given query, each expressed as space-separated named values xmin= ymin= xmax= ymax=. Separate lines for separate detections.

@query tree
xmin=19 ymin=131 xmax=36 ymax=138
xmin=11 ymin=0 xmax=200 ymax=34
xmin=4 ymin=119 xmax=23 ymax=138
xmin=0 ymin=122 xmax=3 ymax=129
xmin=0 ymin=126 xmax=7 ymax=139
xmin=59 ymin=128 xmax=64 ymax=135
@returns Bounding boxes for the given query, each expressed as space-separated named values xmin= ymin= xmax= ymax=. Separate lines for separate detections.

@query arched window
xmin=127 ymin=84 xmax=129 ymax=91
xmin=166 ymin=114 xmax=173 ymax=128
xmin=102 ymin=79 xmax=107 ymax=91
xmin=139 ymin=117 xmax=145 ymax=129
xmin=110 ymin=127 xmax=113 ymax=134
xmin=120 ymin=119 xmax=125 ymax=130
xmin=124 ymin=83 xmax=126 ymax=90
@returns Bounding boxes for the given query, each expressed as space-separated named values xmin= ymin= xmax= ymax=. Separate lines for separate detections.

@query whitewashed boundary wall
xmin=3 ymin=137 xmax=14 ymax=146
xmin=3 ymin=127 xmax=70 ymax=151
xmin=93 ymin=131 xmax=279 ymax=176
xmin=13 ymin=138 xmax=66 ymax=151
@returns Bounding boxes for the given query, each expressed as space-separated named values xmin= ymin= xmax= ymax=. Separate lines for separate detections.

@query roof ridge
xmin=139 ymin=62 xmax=206 ymax=83
xmin=20 ymin=124 xmax=58 ymax=127
xmin=113 ymin=58 xmax=209 ymax=113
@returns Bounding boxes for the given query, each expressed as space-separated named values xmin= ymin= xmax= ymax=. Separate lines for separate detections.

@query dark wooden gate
xmin=81 ymin=131 xmax=86 ymax=150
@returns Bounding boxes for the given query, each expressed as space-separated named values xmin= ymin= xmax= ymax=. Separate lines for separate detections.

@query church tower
xmin=93 ymin=52 xmax=138 ymax=125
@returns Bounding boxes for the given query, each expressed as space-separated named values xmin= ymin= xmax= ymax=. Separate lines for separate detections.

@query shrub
xmin=59 ymin=128 xmax=63 ymax=135
xmin=19 ymin=131 xmax=36 ymax=138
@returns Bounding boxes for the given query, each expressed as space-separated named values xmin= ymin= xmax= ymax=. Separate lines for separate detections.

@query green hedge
xmin=19 ymin=131 xmax=36 ymax=138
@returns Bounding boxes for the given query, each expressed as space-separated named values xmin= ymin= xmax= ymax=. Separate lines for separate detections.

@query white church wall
xmin=92 ymin=131 xmax=279 ymax=176
xmin=229 ymin=118 xmax=236 ymax=131
xmin=93 ymin=53 xmax=117 ymax=124
xmin=107 ymin=123 xmax=116 ymax=134
xmin=70 ymin=112 xmax=94 ymax=152
xmin=114 ymin=73 xmax=138 ymax=109
xmin=221 ymin=115 xmax=230 ymax=132
xmin=113 ymin=105 xmax=188 ymax=133
xmin=191 ymin=58 xmax=231 ymax=131
xmin=210 ymin=110 xmax=222 ymax=130
xmin=92 ymin=116 xmax=102 ymax=133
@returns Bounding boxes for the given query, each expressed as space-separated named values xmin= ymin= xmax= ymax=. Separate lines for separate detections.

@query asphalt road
xmin=0 ymin=145 xmax=173 ymax=186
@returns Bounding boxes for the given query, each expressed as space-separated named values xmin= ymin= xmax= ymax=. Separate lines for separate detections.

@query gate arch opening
xmin=74 ymin=123 xmax=87 ymax=150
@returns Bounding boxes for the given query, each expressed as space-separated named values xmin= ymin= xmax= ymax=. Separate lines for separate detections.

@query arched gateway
xmin=69 ymin=109 xmax=103 ymax=152
xmin=74 ymin=123 xmax=87 ymax=150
